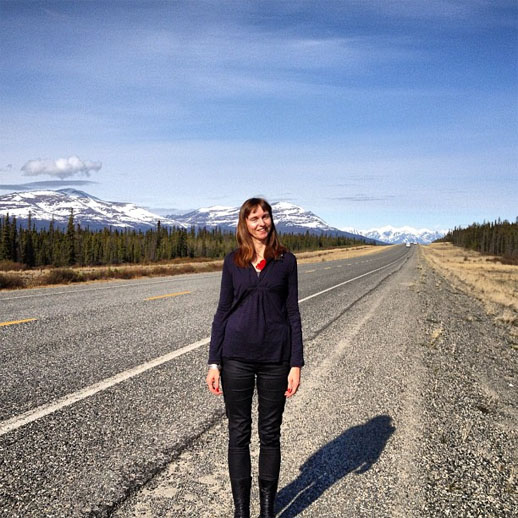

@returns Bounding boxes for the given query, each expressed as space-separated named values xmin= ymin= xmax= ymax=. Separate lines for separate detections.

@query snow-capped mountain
xmin=0 ymin=189 xmax=186 ymax=230
xmin=343 ymin=225 xmax=446 ymax=245
xmin=0 ymin=189 xmax=387 ymax=243
xmin=169 ymin=202 xmax=335 ymax=231
xmin=168 ymin=202 xmax=378 ymax=242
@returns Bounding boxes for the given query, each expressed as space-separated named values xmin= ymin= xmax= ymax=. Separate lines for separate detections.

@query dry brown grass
xmin=0 ymin=245 xmax=389 ymax=291
xmin=0 ymin=260 xmax=224 ymax=291
xmin=0 ymin=272 xmax=26 ymax=289
xmin=422 ymin=243 xmax=518 ymax=333
xmin=0 ymin=260 xmax=25 ymax=271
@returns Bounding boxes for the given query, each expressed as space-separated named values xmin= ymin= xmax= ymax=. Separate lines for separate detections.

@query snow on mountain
xmin=0 ymin=189 xmax=186 ymax=230
xmin=172 ymin=205 xmax=240 ymax=229
xmin=269 ymin=202 xmax=335 ymax=231
xmin=1 ymin=190 xmax=403 ymax=244
xmin=170 ymin=202 xmax=334 ymax=232
xmin=348 ymin=225 xmax=447 ymax=244
xmin=169 ymin=202 xmax=378 ymax=242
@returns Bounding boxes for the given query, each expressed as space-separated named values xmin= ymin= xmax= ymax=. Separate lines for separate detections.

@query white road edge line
xmin=0 ymin=338 xmax=210 ymax=436
xmin=298 ymin=256 xmax=403 ymax=303
xmin=0 ymin=253 xmax=406 ymax=436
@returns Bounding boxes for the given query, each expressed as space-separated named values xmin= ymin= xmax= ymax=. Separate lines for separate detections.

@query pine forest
xmin=438 ymin=219 xmax=518 ymax=260
xmin=0 ymin=212 xmax=368 ymax=269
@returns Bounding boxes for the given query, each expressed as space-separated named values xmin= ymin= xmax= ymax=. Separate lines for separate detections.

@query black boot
xmin=258 ymin=478 xmax=278 ymax=518
xmin=231 ymin=477 xmax=251 ymax=518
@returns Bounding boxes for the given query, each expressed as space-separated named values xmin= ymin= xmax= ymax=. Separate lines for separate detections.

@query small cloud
xmin=21 ymin=155 xmax=102 ymax=179
xmin=271 ymin=196 xmax=297 ymax=203
xmin=0 ymin=180 xmax=98 ymax=191
xmin=333 ymin=174 xmax=380 ymax=187
xmin=0 ymin=164 xmax=13 ymax=173
xmin=329 ymin=193 xmax=396 ymax=202
xmin=41 ymin=7 xmax=70 ymax=20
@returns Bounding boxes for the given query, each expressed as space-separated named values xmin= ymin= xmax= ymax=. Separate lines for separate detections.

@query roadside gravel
xmin=417 ymin=251 xmax=517 ymax=517
xmin=113 ymin=247 xmax=517 ymax=517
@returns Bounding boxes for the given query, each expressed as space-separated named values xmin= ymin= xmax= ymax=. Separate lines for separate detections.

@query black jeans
xmin=221 ymin=359 xmax=290 ymax=481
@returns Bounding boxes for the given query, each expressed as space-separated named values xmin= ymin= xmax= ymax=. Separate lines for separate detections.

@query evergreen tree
xmin=66 ymin=210 xmax=76 ymax=266
xmin=0 ymin=214 xmax=11 ymax=261
xmin=22 ymin=212 xmax=35 ymax=267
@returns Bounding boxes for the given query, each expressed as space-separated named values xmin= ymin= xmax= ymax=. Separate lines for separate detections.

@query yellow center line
xmin=0 ymin=318 xmax=37 ymax=327
xmin=305 ymin=269 xmax=316 ymax=273
xmin=145 ymin=290 xmax=191 ymax=301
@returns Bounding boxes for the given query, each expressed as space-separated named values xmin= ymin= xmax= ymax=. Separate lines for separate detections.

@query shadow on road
xmin=276 ymin=414 xmax=395 ymax=517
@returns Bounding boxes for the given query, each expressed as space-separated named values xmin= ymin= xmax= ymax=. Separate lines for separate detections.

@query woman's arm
xmin=208 ymin=254 xmax=234 ymax=365
xmin=286 ymin=254 xmax=304 ymax=368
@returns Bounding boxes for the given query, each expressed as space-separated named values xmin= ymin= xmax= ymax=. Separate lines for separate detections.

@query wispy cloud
xmin=21 ymin=156 xmax=102 ymax=179
xmin=6 ymin=10 xmax=423 ymax=101
xmin=332 ymin=175 xmax=382 ymax=187
xmin=0 ymin=180 xmax=98 ymax=191
xmin=329 ymin=194 xmax=397 ymax=202
xmin=340 ymin=0 xmax=516 ymax=26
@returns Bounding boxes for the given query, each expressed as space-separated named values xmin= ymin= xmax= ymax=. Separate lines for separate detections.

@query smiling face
xmin=246 ymin=205 xmax=272 ymax=243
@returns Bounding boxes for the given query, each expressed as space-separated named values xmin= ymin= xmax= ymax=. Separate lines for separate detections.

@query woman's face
xmin=246 ymin=205 xmax=272 ymax=243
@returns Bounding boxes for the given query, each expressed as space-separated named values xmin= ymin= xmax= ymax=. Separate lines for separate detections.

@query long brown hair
xmin=234 ymin=197 xmax=287 ymax=268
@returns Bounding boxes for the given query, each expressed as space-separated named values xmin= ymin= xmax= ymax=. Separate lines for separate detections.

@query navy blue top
xmin=208 ymin=250 xmax=304 ymax=367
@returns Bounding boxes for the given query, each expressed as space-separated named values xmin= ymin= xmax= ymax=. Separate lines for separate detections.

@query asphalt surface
xmin=0 ymin=245 xmax=410 ymax=517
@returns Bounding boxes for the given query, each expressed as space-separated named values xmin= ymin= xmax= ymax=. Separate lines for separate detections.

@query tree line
xmin=0 ymin=211 xmax=368 ymax=268
xmin=437 ymin=218 xmax=518 ymax=258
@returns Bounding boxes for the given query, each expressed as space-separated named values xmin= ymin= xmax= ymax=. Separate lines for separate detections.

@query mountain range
xmin=0 ymin=190 xmax=376 ymax=242
xmin=0 ymin=189 xmax=445 ymax=243
xmin=342 ymin=225 xmax=446 ymax=245
xmin=167 ymin=202 xmax=377 ymax=242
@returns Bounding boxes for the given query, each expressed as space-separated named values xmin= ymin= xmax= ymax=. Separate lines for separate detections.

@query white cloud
xmin=21 ymin=155 xmax=102 ymax=179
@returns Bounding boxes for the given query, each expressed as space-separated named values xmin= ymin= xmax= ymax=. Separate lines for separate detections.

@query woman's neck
xmin=253 ymin=240 xmax=266 ymax=260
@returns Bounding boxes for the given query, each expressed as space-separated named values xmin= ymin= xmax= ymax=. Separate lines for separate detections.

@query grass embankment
xmin=0 ymin=245 xmax=388 ymax=291
xmin=0 ymin=258 xmax=223 ymax=291
xmin=422 ymin=243 xmax=518 ymax=341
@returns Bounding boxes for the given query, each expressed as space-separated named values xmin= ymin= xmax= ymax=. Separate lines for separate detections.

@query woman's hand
xmin=206 ymin=368 xmax=222 ymax=395
xmin=285 ymin=367 xmax=301 ymax=398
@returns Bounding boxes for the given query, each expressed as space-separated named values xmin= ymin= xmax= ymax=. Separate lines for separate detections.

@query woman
xmin=206 ymin=197 xmax=303 ymax=518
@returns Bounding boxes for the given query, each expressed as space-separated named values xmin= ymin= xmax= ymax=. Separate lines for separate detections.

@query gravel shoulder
xmin=112 ymin=247 xmax=517 ymax=518
xmin=417 ymin=248 xmax=517 ymax=516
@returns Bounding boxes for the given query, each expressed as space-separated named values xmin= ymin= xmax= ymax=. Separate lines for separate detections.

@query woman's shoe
xmin=231 ymin=477 xmax=251 ymax=518
xmin=258 ymin=477 xmax=278 ymax=518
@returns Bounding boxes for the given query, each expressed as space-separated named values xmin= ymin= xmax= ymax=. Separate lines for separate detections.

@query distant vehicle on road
xmin=405 ymin=242 xmax=411 ymax=247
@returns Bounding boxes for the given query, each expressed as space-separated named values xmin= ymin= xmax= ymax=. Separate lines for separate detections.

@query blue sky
xmin=1 ymin=0 xmax=516 ymax=230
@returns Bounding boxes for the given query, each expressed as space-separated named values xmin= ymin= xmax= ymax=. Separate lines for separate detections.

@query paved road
xmin=0 ymin=245 xmax=410 ymax=517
